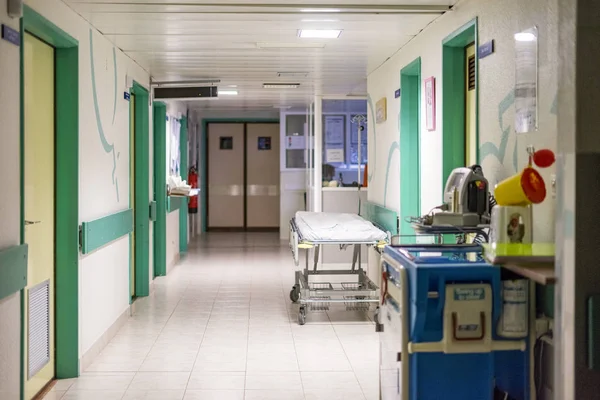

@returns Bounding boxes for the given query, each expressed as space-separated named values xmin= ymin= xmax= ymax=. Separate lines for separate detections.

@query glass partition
xmin=321 ymin=99 xmax=367 ymax=187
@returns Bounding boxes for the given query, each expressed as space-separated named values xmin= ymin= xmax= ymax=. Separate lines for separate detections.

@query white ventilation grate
xmin=28 ymin=280 xmax=50 ymax=379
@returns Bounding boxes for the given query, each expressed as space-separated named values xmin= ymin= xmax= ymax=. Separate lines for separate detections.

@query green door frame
xmin=399 ymin=58 xmax=422 ymax=237
xmin=130 ymin=82 xmax=150 ymax=298
xmin=152 ymin=102 xmax=167 ymax=277
xmin=179 ymin=116 xmax=189 ymax=253
xmin=20 ymin=4 xmax=80 ymax=389
xmin=200 ymin=118 xmax=280 ymax=233
xmin=441 ymin=18 xmax=479 ymax=192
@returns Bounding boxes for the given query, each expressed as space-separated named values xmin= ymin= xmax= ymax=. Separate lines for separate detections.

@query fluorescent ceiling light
xmin=227 ymin=85 xmax=238 ymax=88
xmin=301 ymin=8 xmax=340 ymax=13
xmin=277 ymin=72 xmax=309 ymax=78
xmin=263 ymin=83 xmax=300 ymax=89
xmin=302 ymin=19 xmax=339 ymax=22
xmin=257 ymin=42 xmax=325 ymax=49
xmin=514 ymin=32 xmax=536 ymax=42
xmin=219 ymin=90 xmax=238 ymax=95
xmin=298 ymin=29 xmax=342 ymax=39
xmin=273 ymin=105 xmax=292 ymax=109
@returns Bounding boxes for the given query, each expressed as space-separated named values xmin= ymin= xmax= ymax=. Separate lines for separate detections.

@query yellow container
xmin=494 ymin=167 xmax=546 ymax=206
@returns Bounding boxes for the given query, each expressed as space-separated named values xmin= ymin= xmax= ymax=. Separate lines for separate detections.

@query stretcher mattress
xmin=295 ymin=211 xmax=387 ymax=242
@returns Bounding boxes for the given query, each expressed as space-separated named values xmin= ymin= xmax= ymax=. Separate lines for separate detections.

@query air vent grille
xmin=28 ymin=280 xmax=50 ymax=379
xmin=468 ymin=55 xmax=476 ymax=91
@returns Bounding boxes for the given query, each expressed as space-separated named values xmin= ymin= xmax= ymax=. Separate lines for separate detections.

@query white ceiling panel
xmin=63 ymin=0 xmax=457 ymax=110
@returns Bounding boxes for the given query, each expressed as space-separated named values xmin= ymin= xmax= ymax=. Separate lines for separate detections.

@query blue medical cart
xmin=379 ymin=244 xmax=531 ymax=400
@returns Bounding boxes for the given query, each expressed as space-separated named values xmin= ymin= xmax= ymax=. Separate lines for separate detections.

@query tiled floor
xmin=45 ymin=233 xmax=379 ymax=400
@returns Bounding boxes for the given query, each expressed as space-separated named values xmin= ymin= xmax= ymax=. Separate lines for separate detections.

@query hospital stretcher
xmin=288 ymin=211 xmax=388 ymax=325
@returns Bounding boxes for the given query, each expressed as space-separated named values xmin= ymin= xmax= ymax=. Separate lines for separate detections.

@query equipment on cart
xmin=379 ymin=244 xmax=531 ymax=400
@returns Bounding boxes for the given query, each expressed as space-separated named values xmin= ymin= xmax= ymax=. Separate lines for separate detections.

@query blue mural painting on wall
xmin=89 ymin=29 xmax=120 ymax=202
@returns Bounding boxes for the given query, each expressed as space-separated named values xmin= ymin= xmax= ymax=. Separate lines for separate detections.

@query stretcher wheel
xmin=298 ymin=306 xmax=306 ymax=325
xmin=290 ymin=286 xmax=300 ymax=303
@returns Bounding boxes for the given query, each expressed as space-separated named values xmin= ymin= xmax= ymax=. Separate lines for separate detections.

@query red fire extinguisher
xmin=188 ymin=166 xmax=198 ymax=214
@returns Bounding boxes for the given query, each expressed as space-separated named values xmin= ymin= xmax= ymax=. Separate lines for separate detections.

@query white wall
xmin=24 ymin=0 xmax=152 ymax=359
xmin=0 ymin=0 xmax=22 ymax=396
xmin=367 ymin=0 xmax=557 ymax=243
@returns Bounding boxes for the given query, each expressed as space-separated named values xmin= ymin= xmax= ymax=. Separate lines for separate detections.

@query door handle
xmin=25 ymin=220 xmax=41 ymax=225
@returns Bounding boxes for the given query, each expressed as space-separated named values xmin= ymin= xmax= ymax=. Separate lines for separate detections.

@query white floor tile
xmin=122 ymin=390 xmax=185 ymax=400
xmin=187 ymin=372 xmax=245 ymax=390
xmin=61 ymin=390 xmax=125 ymax=400
xmin=128 ymin=372 xmax=191 ymax=391
xmin=183 ymin=390 xmax=244 ymax=400
xmin=244 ymin=390 xmax=305 ymax=400
xmin=245 ymin=372 xmax=303 ymax=391
xmin=42 ymin=391 xmax=66 ymax=400
xmin=68 ymin=373 xmax=134 ymax=391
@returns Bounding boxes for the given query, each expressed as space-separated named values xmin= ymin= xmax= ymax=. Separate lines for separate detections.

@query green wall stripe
xmin=22 ymin=5 xmax=81 ymax=381
xmin=80 ymin=209 xmax=133 ymax=254
xmin=153 ymin=102 xmax=167 ymax=277
xmin=179 ymin=116 xmax=189 ymax=253
xmin=168 ymin=196 xmax=184 ymax=213
xmin=0 ymin=245 xmax=28 ymax=301
xmin=132 ymin=82 xmax=150 ymax=297
xmin=362 ymin=202 xmax=398 ymax=235
xmin=399 ymin=58 xmax=421 ymax=238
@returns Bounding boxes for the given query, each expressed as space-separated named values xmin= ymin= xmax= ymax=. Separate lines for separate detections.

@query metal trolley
xmin=288 ymin=218 xmax=386 ymax=325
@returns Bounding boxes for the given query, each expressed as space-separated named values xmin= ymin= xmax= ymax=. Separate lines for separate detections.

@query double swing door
xmin=207 ymin=123 xmax=280 ymax=231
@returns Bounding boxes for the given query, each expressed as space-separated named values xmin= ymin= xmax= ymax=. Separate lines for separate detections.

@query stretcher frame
xmin=289 ymin=217 xmax=387 ymax=325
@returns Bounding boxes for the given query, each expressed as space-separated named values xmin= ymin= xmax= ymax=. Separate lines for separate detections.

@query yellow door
xmin=465 ymin=43 xmax=477 ymax=166
xmin=24 ymin=33 xmax=56 ymax=399
xmin=130 ymin=93 xmax=136 ymax=298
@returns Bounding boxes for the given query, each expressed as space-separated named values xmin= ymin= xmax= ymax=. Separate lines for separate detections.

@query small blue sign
xmin=394 ymin=89 xmax=401 ymax=98
xmin=478 ymin=40 xmax=494 ymax=59
xmin=124 ymin=92 xmax=130 ymax=101
xmin=2 ymin=24 xmax=20 ymax=47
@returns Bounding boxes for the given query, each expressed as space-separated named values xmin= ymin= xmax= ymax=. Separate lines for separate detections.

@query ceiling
xmin=63 ymin=1 xmax=457 ymax=111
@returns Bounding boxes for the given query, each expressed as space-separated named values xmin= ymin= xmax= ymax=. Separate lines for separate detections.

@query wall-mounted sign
xmin=478 ymin=40 xmax=495 ymax=59
xmin=258 ymin=136 xmax=271 ymax=150
xmin=394 ymin=89 xmax=401 ymax=99
xmin=326 ymin=148 xmax=344 ymax=163
xmin=219 ymin=136 xmax=233 ymax=150
xmin=124 ymin=92 xmax=131 ymax=101
xmin=1 ymin=24 xmax=20 ymax=46
xmin=376 ymin=97 xmax=387 ymax=124
xmin=424 ymin=76 xmax=436 ymax=131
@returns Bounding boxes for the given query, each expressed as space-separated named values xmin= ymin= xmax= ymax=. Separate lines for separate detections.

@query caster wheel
xmin=290 ymin=286 xmax=300 ymax=303
xmin=298 ymin=306 xmax=306 ymax=325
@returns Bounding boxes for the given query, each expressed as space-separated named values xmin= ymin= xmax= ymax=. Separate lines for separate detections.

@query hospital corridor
xmin=1 ymin=0 xmax=599 ymax=399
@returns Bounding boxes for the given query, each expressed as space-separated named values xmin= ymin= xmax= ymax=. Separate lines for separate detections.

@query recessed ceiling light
xmin=273 ymin=105 xmax=292 ymax=109
xmin=301 ymin=8 xmax=340 ymax=13
xmin=298 ymin=29 xmax=342 ymax=39
xmin=257 ymin=42 xmax=326 ymax=49
xmin=263 ymin=83 xmax=300 ymax=89
xmin=219 ymin=90 xmax=238 ymax=95
xmin=514 ymin=32 xmax=536 ymax=42
xmin=227 ymin=85 xmax=238 ymax=88
xmin=277 ymin=72 xmax=309 ymax=78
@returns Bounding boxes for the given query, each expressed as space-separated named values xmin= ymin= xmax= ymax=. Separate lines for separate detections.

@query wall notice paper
xmin=514 ymin=27 xmax=538 ymax=134
xmin=326 ymin=149 xmax=344 ymax=163
xmin=324 ymin=115 xmax=345 ymax=145
xmin=286 ymin=135 xmax=304 ymax=149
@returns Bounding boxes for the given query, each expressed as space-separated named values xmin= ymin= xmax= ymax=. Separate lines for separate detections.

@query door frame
xmin=441 ymin=18 xmax=479 ymax=191
xmin=201 ymin=119 xmax=280 ymax=233
xmin=179 ymin=116 xmax=189 ymax=253
xmin=152 ymin=102 xmax=167 ymax=277
xmin=399 ymin=57 xmax=422 ymax=237
xmin=129 ymin=82 xmax=150 ymax=300
xmin=20 ymin=4 xmax=80 ymax=389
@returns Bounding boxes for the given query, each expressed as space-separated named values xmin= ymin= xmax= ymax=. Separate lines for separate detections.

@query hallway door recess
xmin=24 ymin=32 xmax=56 ymax=399
xmin=207 ymin=122 xmax=280 ymax=231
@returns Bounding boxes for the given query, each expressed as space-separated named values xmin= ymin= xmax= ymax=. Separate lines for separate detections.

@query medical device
xmin=378 ymin=244 xmax=532 ymax=400
xmin=434 ymin=165 xmax=490 ymax=226
xmin=289 ymin=211 xmax=387 ymax=325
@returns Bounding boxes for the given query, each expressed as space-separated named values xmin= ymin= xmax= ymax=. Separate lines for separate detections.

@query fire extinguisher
xmin=188 ymin=166 xmax=198 ymax=214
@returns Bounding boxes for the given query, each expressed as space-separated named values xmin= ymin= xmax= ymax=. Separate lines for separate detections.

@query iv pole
xmin=351 ymin=114 xmax=367 ymax=187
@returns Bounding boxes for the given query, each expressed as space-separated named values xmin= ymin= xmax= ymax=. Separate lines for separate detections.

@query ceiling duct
xmin=154 ymin=86 xmax=218 ymax=99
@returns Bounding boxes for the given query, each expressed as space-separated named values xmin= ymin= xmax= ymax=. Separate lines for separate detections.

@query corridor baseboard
xmin=80 ymin=307 xmax=130 ymax=372
xmin=167 ymin=253 xmax=180 ymax=275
